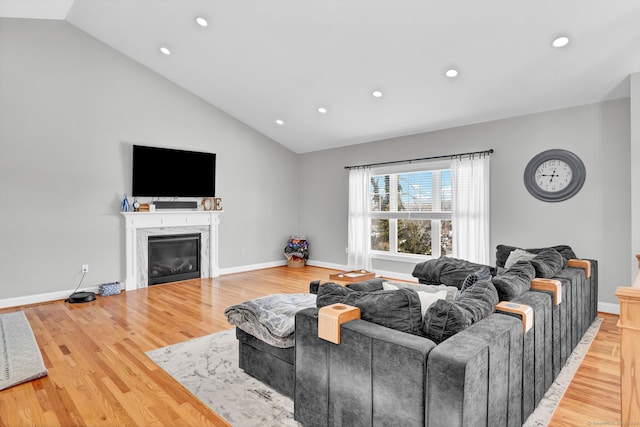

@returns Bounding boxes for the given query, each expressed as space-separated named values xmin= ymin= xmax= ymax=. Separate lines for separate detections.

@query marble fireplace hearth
xmin=121 ymin=211 xmax=222 ymax=291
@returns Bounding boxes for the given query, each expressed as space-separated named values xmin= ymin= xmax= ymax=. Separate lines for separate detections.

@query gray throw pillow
xmin=504 ymin=249 xmax=537 ymax=269
xmin=316 ymin=282 xmax=423 ymax=336
xmin=491 ymin=261 xmax=536 ymax=301
xmin=381 ymin=281 xmax=459 ymax=301
xmin=460 ymin=266 xmax=492 ymax=292
xmin=530 ymin=248 xmax=566 ymax=278
xmin=422 ymin=280 xmax=499 ymax=343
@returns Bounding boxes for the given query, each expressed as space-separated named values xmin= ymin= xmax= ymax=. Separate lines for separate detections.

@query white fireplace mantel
xmin=121 ymin=211 xmax=222 ymax=291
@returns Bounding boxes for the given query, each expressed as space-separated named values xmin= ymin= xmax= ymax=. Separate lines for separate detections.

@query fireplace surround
xmin=121 ymin=211 xmax=221 ymax=291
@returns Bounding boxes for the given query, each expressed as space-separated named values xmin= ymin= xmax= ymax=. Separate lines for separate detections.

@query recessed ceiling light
xmin=445 ymin=69 xmax=459 ymax=78
xmin=318 ymin=107 xmax=327 ymax=114
xmin=551 ymin=36 xmax=570 ymax=48
xmin=275 ymin=119 xmax=284 ymax=125
xmin=160 ymin=46 xmax=171 ymax=55
xmin=195 ymin=17 xmax=208 ymax=27
xmin=372 ymin=90 xmax=383 ymax=98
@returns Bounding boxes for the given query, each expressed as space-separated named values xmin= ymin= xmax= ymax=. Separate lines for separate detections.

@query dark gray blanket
xmin=412 ymin=256 xmax=496 ymax=288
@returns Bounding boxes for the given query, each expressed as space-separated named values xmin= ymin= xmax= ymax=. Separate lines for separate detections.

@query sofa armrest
xmin=427 ymin=313 xmax=524 ymax=427
xmin=318 ymin=303 xmax=361 ymax=344
xmin=567 ymin=259 xmax=591 ymax=278
xmin=495 ymin=301 xmax=534 ymax=333
xmin=295 ymin=307 xmax=435 ymax=427
xmin=531 ymin=278 xmax=562 ymax=304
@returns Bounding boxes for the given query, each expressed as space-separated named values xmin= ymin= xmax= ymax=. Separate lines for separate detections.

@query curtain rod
xmin=343 ymin=149 xmax=494 ymax=170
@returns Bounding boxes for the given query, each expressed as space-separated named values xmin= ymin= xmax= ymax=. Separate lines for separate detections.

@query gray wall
xmin=299 ymin=99 xmax=631 ymax=306
xmin=0 ymin=19 xmax=298 ymax=300
xmin=1 ymin=18 xmax=635 ymax=309
xmin=631 ymin=72 xmax=640 ymax=281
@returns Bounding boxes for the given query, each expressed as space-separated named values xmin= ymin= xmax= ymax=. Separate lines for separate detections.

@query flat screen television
xmin=132 ymin=145 xmax=216 ymax=197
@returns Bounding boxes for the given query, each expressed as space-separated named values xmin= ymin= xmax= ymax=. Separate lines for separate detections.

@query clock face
xmin=535 ymin=159 xmax=572 ymax=193
xmin=524 ymin=149 xmax=586 ymax=202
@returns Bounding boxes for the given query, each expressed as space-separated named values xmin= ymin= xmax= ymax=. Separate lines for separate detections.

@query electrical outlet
xmin=81 ymin=264 xmax=89 ymax=273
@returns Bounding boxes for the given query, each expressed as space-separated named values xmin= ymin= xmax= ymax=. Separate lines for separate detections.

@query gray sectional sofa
xmin=225 ymin=245 xmax=598 ymax=426
xmin=293 ymin=246 xmax=598 ymax=427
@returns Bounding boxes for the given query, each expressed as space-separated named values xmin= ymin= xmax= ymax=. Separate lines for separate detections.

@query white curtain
xmin=451 ymin=154 xmax=490 ymax=264
xmin=347 ymin=167 xmax=373 ymax=270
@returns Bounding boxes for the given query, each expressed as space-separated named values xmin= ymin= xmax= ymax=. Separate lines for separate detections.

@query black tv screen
xmin=132 ymin=145 xmax=216 ymax=197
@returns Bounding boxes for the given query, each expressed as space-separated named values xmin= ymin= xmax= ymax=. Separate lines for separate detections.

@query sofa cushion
xmin=496 ymin=244 xmax=577 ymax=268
xmin=344 ymin=278 xmax=385 ymax=292
xmin=316 ymin=283 xmax=423 ymax=336
xmin=422 ymin=280 xmax=499 ymax=343
xmin=412 ymin=256 xmax=496 ymax=288
xmin=530 ymin=248 xmax=566 ymax=278
xmin=491 ymin=260 xmax=536 ymax=301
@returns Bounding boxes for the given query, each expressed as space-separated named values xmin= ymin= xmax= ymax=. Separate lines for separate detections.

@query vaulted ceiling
xmin=2 ymin=0 xmax=640 ymax=153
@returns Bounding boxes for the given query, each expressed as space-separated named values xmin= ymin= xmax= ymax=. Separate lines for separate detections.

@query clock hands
xmin=540 ymin=169 xmax=559 ymax=182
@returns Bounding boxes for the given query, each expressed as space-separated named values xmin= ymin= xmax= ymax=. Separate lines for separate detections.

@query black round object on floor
xmin=67 ymin=291 xmax=96 ymax=303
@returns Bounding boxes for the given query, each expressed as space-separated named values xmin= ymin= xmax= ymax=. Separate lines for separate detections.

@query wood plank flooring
xmin=0 ymin=266 xmax=622 ymax=426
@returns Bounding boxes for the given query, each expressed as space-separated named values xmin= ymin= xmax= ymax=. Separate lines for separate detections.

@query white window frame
xmin=370 ymin=160 xmax=451 ymax=263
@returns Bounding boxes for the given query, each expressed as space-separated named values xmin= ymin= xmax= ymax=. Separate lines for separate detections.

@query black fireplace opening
xmin=148 ymin=233 xmax=201 ymax=285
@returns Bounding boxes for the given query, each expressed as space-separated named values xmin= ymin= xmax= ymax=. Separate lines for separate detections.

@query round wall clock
xmin=524 ymin=149 xmax=586 ymax=202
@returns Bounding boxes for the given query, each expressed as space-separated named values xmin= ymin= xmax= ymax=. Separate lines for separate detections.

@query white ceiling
xmin=2 ymin=0 xmax=640 ymax=153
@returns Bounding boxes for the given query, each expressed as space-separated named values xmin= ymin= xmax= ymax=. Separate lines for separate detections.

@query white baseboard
xmin=304 ymin=259 xmax=348 ymax=271
xmin=219 ymin=260 xmax=287 ymax=276
xmin=597 ymin=301 xmax=619 ymax=315
xmin=0 ymin=285 xmax=101 ymax=309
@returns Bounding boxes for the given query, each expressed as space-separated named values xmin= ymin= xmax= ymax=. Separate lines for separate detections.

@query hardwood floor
xmin=549 ymin=312 xmax=621 ymax=425
xmin=0 ymin=266 xmax=621 ymax=426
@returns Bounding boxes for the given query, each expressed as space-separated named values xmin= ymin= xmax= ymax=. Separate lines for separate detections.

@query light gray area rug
xmin=147 ymin=317 xmax=603 ymax=427
xmin=146 ymin=328 xmax=299 ymax=427
xmin=0 ymin=311 xmax=48 ymax=391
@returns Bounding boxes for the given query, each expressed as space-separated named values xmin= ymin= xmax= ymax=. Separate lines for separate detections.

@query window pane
xmin=397 ymin=219 xmax=432 ymax=255
xmin=370 ymin=175 xmax=390 ymax=211
xmin=441 ymin=169 xmax=452 ymax=212
xmin=371 ymin=219 xmax=389 ymax=251
xmin=398 ymin=171 xmax=433 ymax=212
xmin=441 ymin=220 xmax=453 ymax=256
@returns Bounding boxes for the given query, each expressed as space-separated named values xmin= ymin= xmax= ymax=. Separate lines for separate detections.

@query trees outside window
xmin=370 ymin=167 xmax=452 ymax=259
